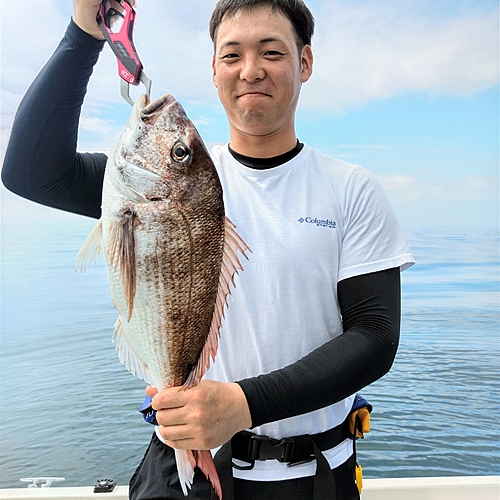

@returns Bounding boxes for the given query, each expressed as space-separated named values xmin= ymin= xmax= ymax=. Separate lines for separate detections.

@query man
xmin=2 ymin=0 xmax=414 ymax=499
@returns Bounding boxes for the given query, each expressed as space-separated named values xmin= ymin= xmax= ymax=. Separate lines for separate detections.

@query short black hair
xmin=209 ymin=0 xmax=315 ymax=52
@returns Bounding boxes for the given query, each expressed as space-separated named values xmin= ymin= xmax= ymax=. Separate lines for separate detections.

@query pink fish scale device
xmin=97 ymin=0 xmax=152 ymax=105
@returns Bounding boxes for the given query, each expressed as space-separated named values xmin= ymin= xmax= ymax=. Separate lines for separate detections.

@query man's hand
xmin=72 ymin=0 xmax=136 ymax=40
xmin=147 ymin=380 xmax=252 ymax=450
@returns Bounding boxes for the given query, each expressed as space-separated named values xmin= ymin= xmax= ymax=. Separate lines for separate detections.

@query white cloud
xmin=1 ymin=0 xmax=498 ymax=155
xmin=1 ymin=0 xmax=69 ymax=154
xmin=0 ymin=0 xmax=497 ymax=229
xmin=80 ymin=114 xmax=120 ymax=136
xmin=300 ymin=1 xmax=499 ymax=111
xmin=378 ymin=172 xmax=499 ymax=205
xmin=378 ymin=174 xmax=420 ymax=203
xmin=113 ymin=1 xmax=500 ymax=112
xmin=192 ymin=116 xmax=211 ymax=127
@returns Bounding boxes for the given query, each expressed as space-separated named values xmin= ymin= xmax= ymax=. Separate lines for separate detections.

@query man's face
xmin=212 ymin=5 xmax=313 ymax=141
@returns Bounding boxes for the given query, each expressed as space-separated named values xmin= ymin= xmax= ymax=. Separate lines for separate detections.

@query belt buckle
xmin=248 ymin=435 xmax=295 ymax=462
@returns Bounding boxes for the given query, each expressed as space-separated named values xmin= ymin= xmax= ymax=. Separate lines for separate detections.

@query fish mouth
xmin=140 ymin=95 xmax=178 ymax=125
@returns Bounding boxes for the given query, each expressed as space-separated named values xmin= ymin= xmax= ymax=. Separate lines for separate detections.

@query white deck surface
xmin=1 ymin=476 xmax=498 ymax=499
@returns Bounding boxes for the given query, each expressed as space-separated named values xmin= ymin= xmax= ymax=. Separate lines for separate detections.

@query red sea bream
xmin=77 ymin=94 xmax=250 ymax=498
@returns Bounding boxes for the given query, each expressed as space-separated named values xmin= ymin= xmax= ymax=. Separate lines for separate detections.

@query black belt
xmin=212 ymin=420 xmax=351 ymax=500
xmin=232 ymin=420 xmax=350 ymax=468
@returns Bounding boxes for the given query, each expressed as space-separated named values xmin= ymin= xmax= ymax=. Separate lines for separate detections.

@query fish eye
xmin=171 ymin=142 xmax=191 ymax=163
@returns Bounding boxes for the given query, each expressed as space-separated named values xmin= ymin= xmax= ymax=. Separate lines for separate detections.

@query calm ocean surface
xmin=1 ymin=211 xmax=499 ymax=488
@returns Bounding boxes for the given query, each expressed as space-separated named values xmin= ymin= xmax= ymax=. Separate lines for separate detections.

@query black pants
xmin=129 ymin=432 xmax=360 ymax=500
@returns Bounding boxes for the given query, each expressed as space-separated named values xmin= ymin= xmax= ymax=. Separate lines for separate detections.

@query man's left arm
xmin=237 ymin=266 xmax=400 ymax=427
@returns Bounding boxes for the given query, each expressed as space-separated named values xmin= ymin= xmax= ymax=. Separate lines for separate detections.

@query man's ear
xmin=300 ymin=45 xmax=313 ymax=84
xmin=212 ymin=54 xmax=218 ymax=88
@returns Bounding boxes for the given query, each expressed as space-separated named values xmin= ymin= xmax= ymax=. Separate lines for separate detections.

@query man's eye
xmin=222 ymin=53 xmax=239 ymax=60
xmin=264 ymin=50 xmax=284 ymax=57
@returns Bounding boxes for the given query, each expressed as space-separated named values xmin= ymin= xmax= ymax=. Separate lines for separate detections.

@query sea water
xmin=1 ymin=208 xmax=498 ymax=488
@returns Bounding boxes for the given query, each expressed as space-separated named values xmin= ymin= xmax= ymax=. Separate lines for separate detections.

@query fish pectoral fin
xmin=184 ymin=217 xmax=251 ymax=389
xmin=113 ymin=317 xmax=154 ymax=384
xmin=75 ymin=219 xmax=103 ymax=271
xmin=108 ymin=210 xmax=138 ymax=321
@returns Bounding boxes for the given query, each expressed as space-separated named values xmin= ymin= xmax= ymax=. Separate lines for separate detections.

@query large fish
xmin=77 ymin=94 xmax=250 ymax=498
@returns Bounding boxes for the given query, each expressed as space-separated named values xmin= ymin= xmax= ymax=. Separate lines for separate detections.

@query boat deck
xmin=1 ymin=476 xmax=499 ymax=500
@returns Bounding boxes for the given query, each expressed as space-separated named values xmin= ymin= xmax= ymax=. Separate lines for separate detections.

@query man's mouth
xmin=237 ymin=92 xmax=272 ymax=98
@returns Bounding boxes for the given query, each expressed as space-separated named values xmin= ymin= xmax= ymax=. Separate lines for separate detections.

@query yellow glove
xmin=348 ymin=407 xmax=371 ymax=439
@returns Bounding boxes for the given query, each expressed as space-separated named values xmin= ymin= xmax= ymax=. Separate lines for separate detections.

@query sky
xmin=0 ymin=0 xmax=498 ymax=230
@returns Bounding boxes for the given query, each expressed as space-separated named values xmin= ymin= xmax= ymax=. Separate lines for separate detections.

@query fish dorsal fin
xmin=113 ymin=317 xmax=154 ymax=385
xmin=75 ymin=219 xmax=103 ymax=271
xmin=108 ymin=210 xmax=137 ymax=321
xmin=183 ymin=217 xmax=251 ymax=389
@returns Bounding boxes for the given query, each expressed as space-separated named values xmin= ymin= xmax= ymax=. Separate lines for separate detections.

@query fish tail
xmin=193 ymin=449 xmax=222 ymax=499
xmin=174 ymin=448 xmax=196 ymax=496
xmin=174 ymin=448 xmax=222 ymax=499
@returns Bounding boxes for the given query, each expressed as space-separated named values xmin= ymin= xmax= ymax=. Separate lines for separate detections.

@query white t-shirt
xmin=158 ymin=143 xmax=414 ymax=481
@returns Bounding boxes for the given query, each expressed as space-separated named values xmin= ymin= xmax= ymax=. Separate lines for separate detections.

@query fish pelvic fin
xmin=75 ymin=219 xmax=103 ymax=271
xmin=183 ymin=217 xmax=251 ymax=389
xmin=175 ymin=449 xmax=222 ymax=499
xmin=108 ymin=210 xmax=138 ymax=321
xmin=113 ymin=317 xmax=154 ymax=384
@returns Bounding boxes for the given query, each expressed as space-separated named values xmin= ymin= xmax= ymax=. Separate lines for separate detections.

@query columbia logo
xmin=298 ymin=217 xmax=337 ymax=229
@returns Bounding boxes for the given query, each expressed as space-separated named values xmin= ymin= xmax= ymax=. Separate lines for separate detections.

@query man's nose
xmin=239 ymin=55 xmax=265 ymax=82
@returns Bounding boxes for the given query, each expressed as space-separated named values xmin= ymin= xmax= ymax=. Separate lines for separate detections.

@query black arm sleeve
xmin=1 ymin=20 xmax=108 ymax=219
xmin=237 ymin=267 xmax=401 ymax=428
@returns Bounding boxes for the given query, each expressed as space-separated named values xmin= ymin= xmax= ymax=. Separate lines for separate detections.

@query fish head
xmin=108 ymin=94 xmax=220 ymax=206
